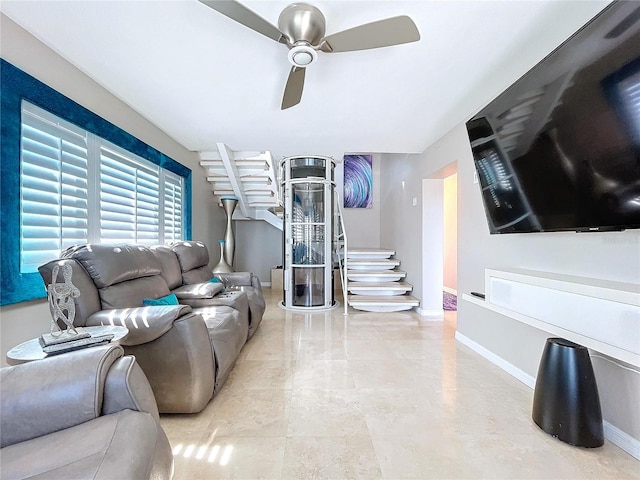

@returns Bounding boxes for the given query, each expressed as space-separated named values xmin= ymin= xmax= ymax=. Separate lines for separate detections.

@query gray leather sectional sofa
xmin=38 ymin=241 xmax=264 ymax=414
xmin=0 ymin=344 xmax=173 ymax=479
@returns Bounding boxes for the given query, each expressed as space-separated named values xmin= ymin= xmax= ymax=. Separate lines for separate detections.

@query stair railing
xmin=333 ymin=190 xmax=349 ymax=315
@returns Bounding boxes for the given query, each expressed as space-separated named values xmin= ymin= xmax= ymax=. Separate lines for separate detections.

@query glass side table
xmin=6 ymin=325 xmax=129 ymax=366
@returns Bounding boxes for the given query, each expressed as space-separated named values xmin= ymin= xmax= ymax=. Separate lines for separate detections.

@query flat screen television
xmin=466 ymin=0 xmax=640 ymax=234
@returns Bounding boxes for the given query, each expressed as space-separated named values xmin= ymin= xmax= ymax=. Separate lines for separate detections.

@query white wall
xmin=233 ymin=220 xmax=283 ymax=283
xmin=414 ymin=122 xmax=640 ymax=449
xmin=421 ymin=179 xmax=444 ymax=316
xmin=380 ymin=138 xmax=461 ymax=303
xmin=338 ymin=154 xmax=381 ymax=248
xmin=0 ymin=15 xmax=225 ymax=365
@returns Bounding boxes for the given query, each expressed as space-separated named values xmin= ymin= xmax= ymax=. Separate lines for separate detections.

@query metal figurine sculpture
xmin=47 ymin=263 xmax=81 ymax=336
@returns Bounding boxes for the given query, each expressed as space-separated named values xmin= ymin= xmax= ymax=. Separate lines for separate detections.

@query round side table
xmin=6 ymin=326 xmax=129 ymax=366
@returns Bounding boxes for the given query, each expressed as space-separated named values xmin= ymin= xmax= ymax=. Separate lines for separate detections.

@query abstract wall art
xmin=343 ymin=154 xmax=373 ymax=208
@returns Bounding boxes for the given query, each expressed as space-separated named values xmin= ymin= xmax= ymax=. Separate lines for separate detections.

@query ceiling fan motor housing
xmin=278 ymin=3 xmax=326 ymax=47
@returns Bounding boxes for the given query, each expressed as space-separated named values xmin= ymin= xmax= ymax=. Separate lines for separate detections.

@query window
xmin=1 ymin=59 xmax=191 ymax=305
xmin=19 ymin=101 xmax=185 ymax=273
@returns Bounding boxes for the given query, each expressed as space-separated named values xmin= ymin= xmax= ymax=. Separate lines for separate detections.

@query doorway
xmin=443 ymin=173 xmax=458 ymax=297
xmin=420 ymin=164 xmax=458 ymax=318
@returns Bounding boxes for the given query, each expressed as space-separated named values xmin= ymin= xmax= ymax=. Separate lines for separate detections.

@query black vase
xmin=532 ymin=337 xmax=604 ymax=448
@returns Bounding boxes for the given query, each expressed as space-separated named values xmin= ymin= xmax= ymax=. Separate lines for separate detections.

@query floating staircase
xmin=346 ymin=248 xmax=420 ymax=312
xmin=199 ymin=143 xmax=282 ymax=230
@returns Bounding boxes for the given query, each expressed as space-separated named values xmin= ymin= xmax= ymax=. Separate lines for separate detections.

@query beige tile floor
xmin=160 ymin=288 xmax=640 ymax=479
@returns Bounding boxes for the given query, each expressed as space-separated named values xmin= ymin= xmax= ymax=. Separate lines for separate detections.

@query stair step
xmin=347 ymin=270 xmax=406 ymax=282
xmin=347 ymin=259 xmax=400 ymax=270
xmin=347 ymin=248 xmax=395 ymax=259
xmin=348 ymin=295 xmax=420 ymax=312
xmin=348 ymin=282 xmax=413 ymax=296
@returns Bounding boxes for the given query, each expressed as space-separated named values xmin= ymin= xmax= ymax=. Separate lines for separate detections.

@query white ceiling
xmin=1 ymin=0 xmax=612 ymax=162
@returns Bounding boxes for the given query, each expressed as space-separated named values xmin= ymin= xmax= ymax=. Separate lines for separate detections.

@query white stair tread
xmin=347 ymin=248 xmax=395 ymax=259
xmin=348 ymin=282 xmax=413 ymax=296
xmin=348 ymin=259 xmax=400 ymax=270
xmin=347 ymin=270 xmax=406 ymax=282
xmin=349 ymin=295 xmax=419 ymax=305
xmin=349 ymin=282 xmax=413 ymax=289
xmin=348 ymin=295 xmax=420 ymax=312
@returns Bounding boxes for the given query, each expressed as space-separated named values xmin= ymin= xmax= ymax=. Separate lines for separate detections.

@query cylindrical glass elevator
xmin=281 ymin=156 xmax=336 ymax=309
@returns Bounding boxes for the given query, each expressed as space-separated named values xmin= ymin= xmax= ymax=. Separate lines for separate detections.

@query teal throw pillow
xmin=209 ymin=277 xmax=222 ymax=283
xmin=143 ymin=293 xmax=179 ymax=306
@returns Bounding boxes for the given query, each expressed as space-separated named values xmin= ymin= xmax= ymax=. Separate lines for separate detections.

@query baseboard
xmin=454 ymin=331 xmax=640 ymax=460
xmin=443 ymin=286 xmax=457 ymax=295
xmin=604 ymin=421 xmax=640 ymax=460
xmin=454 ymin=331 xmax=535 ymax=388
xmin=416 ymin=307 xmax=444 ymax=319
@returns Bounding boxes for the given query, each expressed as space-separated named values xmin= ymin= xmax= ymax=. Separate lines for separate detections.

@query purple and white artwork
xmin=343 ymin=154 xmax=372 ymax=208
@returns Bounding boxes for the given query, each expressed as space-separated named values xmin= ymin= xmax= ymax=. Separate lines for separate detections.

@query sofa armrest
xmin=86 ymin=305 xmax=193 ymax=346
xmin=214 ymin=272 xmax=255 ymax=288
xmin=172 ymin=282 xmax=224 ymax=300
xmin=103 ymin=355 xmax=160 ymax=420
xmin=0 ymin=345 xmax=123 ymax=448
xmin=250 ymin=273 xmax=262 ymax=291
xmin=214 ymin=273 xmax=263 ymax=299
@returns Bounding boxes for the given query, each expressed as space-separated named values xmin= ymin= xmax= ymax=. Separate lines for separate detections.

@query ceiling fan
xmin=199 ymin=0 xmax=420 ymax=109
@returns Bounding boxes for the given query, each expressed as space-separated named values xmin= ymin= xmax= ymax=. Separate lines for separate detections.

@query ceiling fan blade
xmin=282 ymin=66 xmax=306 ymax=110
xmin=321 ymin=16 xmax=420 ymax=53
xmin=199 ymin=0 xmax=285 ymax=43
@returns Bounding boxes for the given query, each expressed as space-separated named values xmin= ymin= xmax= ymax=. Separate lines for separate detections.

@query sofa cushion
xmin=182 ymin=265 xmax=214 ymax=285
xmin=172 ymin=282 xmax=224 ymax=300
xmin=0 ymin=410 xmax=169 ymax=480
xmin=86 ymin=305 xmax=192 ymax=345
xmin=150 ymin=245 xmax=183 ymax=290
xmin=143 ymin=293 xmax=179 ymax=306
xmin=63 ymin=244 xmax=162 ymax=289
xmin=171 ymin=241 xmax=210 ymax=272
xmin=99 ymin=275 xmax=171 ymax=309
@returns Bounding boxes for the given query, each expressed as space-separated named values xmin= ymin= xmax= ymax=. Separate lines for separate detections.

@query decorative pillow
xmin=143 ymin=293 xmax=179 ymax=306
xmin=209 ymin=277 xmax=222 ymax=283
xmin=172 ymin=282 xmax=224 ymax=300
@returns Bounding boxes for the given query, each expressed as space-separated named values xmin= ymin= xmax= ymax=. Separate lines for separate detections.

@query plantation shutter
xmin=19 ymin=101 xmax=186 ymax=274
xmin=164 ymin=173 xmax=184 ymax=241
xmin=20 ymin=102 xmax=89 ymax=273
xmin=99 ymin=144 xmax=160 ymax=245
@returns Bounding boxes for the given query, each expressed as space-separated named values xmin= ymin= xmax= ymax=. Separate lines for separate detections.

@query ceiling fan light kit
xmin=288 ymin=45 xmax=318 ymax=67
xmin=199 ymin=0 xmax=420 ymax=109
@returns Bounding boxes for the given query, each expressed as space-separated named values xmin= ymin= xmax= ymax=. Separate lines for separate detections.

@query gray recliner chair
xmin=155 ymin=242 xmax=250 ymax=391
xmin=39 ymin=245 xmax=216 ymax=413
xmin=0 ymin=345 xmax=173 ymax=480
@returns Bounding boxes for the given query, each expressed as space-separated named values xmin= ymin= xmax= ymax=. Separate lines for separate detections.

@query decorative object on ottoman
xmin=41 ymin=263 xmax=115 ymax=355
xmin=221 ymin=197 xmax=238 ymax=268
xmin=46 ymin=263 xmax=81 ymax=335
xmin=212 ymin=239 xmax=233 ymax=273
xmin=532 ymin=337 xmax=604 ymax=448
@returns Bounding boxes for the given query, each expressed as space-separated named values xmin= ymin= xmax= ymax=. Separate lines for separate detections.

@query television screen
xmin=466 ymin=0 xmax=640 ymax=234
